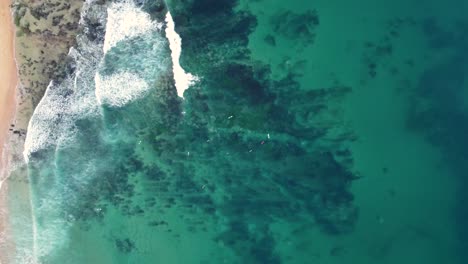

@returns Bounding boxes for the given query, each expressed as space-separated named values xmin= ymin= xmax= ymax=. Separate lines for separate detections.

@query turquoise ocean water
xmin=7 ymin=0 xmax=468 ymax=263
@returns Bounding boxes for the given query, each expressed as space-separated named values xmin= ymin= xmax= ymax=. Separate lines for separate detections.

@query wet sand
xmin=0 ymin=0 xmax=17 ymax=181
xmin=0 ymin=0 xmax=19 ymax=262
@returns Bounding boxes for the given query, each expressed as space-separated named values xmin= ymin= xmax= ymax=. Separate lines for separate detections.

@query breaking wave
xmin=22 ymin=1 xmax=175 ymax=262
xmin=103 ymin=0 xmax=162 ymax=54
xmin=95 ymin=71 xmax=150 ymax=107
xmin=25 ymin=0 xmax=172 ymax=161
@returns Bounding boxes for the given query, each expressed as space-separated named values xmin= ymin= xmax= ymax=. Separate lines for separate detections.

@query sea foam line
xmin=165 ymin=11 xmax=198 ymax=98
xmin=22 ymin=81 xmax=54 ymax=164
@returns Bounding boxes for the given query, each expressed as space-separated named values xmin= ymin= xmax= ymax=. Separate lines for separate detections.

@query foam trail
xmin=103 ymin=0 xmax=161 ymax=54
xmin=23 ymin=81 xmax=55 ymax=164
xmin=165 ymin=11 xmax=198 ymax=98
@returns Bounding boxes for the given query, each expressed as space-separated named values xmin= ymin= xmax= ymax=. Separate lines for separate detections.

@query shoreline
xmin=0 ymin=0 xmax=18 ymax=186
xmin=0 ymin=0 xmax=86 ymax=261
xmin=0 ymin=0 xmax=20 ymax=262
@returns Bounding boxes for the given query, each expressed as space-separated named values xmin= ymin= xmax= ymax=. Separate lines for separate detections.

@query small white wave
xmin=103 ymin=0 xmax=162 ymax=54
xmin=165 ymin=12 xmax=198 ymax=98
xmin=95 ymin=71 xmax=150 ymax=107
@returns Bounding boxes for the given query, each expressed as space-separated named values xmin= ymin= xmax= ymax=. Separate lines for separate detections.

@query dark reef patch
xmin=164 ymin=0 xmax=357 ymax=262
xmin=408 ymin=18 xmax=468 ymax=264
xmin=264 ymin=34 xmax=276 ymax=46
xmin=115 ymin=238 xmax=136 ymax=254
xmin=269 ymin=9 xmax=319 ymax=46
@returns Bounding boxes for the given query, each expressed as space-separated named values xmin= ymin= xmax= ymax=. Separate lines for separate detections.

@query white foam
xmin=23 ymin=82 xmax=78 ymax=163
xmin=165 ymin=12 xmax=198 ymax=98
xmin=95 ymin=71 xmax=150 ymax=107
xmin=23 ymin=82 xmax=56 ymax=163
xmin=103 ymin=1 xmax=162 ymax=54
xmin=25 ymin=1 xmax=167 ymax=162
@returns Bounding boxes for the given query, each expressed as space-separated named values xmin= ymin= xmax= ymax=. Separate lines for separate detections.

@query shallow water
xmin=9 ymin=0 xmax=468 ymax=263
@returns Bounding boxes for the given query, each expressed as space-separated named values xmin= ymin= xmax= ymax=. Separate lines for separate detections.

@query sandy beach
xmin=0 ymin=0 xmax=17 ymax=178
xmin=1 ymin=0 xmax=19 ymax=262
